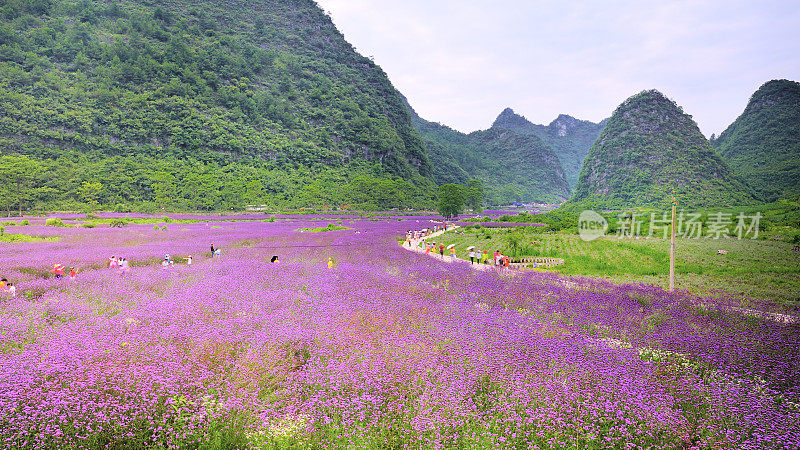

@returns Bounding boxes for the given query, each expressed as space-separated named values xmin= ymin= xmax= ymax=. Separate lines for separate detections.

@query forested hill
xmin=0 ymin=0 xmax=435 ymax=212
xmin=407 ymin=101 xmax=571 ymax=204
xmin=570 ymin=90 xmax=756 ymax=208
xmin=491 ymin=108 xmax=606 ymax=188
xmin=712 ymin=79 xmax=800 ymax=201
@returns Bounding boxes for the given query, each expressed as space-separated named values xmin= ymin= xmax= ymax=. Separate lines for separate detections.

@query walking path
xmin=400 ymin=226 xmax=506 ymax=273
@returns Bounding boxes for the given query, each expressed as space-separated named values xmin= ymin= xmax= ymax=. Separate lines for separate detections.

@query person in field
xmin=69 ymin=267 xmax=77 ymax=280
xmin=5 ymin=282 xmax=15 ymax=298
xmin=210 ymin=244 xmax=215 ymax=258
xmin=118 ymin=258 xmax=130 ymax=276
xmin=271 ymin=255 xmax=279 ymax=263
xmin=186 ymin=255 xmax=193 ymax=265
xmin=449 ymin=246 xmax=456 ymax=260
xmin=53 ymin=264 xmax=64 ymax=279
xmin=328 ymin=257 xmax=334 ymax=269
xmin=0 ymin=278 xmax=6 ymax=290
xmin=109 ymin=256 xmax=118 ymax=269
xmin=439 ymin=244 xmax=445 ymax=258
xmin=468 ymin=248 xmax=476 ymax=264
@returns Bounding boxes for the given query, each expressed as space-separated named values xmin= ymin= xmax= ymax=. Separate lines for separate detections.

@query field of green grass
xmin=433 ymin=226 xmax=800 ymax=306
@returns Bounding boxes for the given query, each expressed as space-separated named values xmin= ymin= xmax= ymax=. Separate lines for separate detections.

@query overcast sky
xmin=315 ymin=0 xmax=800 ymax=136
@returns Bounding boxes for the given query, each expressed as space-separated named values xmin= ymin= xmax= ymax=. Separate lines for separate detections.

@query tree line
xmin=0 ymin=150 xmax=438 ymax=214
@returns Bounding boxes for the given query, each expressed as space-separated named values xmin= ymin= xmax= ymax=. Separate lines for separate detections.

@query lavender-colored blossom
xmin=0 ymin=217 xmax=797 ymax=448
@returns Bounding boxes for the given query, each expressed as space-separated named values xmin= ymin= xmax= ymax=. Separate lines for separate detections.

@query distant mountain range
xmin=491 ymin=109 xmax=607 ymax=187
xmin=0 ymin=0 xmax=796 ymax=211
xmin=407 ymin=102 xmax=571 ymax=204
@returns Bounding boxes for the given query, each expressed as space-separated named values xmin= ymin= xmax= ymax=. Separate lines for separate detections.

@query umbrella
xmin=447 ymin=244 xmax=456 ymax=249
xmin=466 ymin=246 xmax=475 ymax=250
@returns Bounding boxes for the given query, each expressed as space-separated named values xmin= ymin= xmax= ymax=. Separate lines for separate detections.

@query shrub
xmin=163 ymin=216 xmax=173 ymax=223
xmin=45 ymin=218 xmax=69 ymax=227
xmin=81 ymin=223 xmax=97 ymax=228
xmin=20 ymin=220 xmax=30 ymax=225
xmin=85 ymin=212 xmax=99 ymax=220
xmin=109 ymin=219 xmax=128 ymax=228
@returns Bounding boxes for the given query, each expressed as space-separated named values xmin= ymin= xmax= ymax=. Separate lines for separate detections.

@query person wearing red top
xmin=438 ymin=244 xmax=445 ymax=258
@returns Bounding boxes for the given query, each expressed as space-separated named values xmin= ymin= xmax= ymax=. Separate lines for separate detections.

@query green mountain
xmin=0 ymin=0 xmax=434 ymax=211
xmin=492 ymin=109 xmax=606 ymax=187
xmin=407 ymin=103 xmax=571 ymax=204
xmin=712 ymin=79 xmax=800 ymax=201
xmin=570 ymin=90 xmax=756 ymax=208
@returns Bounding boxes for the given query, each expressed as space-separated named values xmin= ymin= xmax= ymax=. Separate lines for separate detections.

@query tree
xmin=79 ymin=181 xmax=103 ymax=212
xmin=465 ymin=179 xmax=484 ymax=212
xmin=150 ymin=171 xmax=177 ymax=208
xmin=0 ymin=154 xmax=39 ymax=217
xmin=437 ymin=183 xmax=464 ymax=219
xmin=504 ymin=229 xmax=524 ymax=257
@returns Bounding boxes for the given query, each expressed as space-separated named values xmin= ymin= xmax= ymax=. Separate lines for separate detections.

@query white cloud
xmin=316 ymin=0 xmax=800 ymax=136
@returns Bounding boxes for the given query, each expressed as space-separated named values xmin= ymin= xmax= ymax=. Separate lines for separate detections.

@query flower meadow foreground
xmin=0 ymin=217 xmax=798 ymax=449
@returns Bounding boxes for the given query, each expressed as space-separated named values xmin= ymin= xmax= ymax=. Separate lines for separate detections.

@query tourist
xmin=186 ymin=255 xmax=193 ymax=265
xmin=328 ymin=257 xmax=334 ymax=269
xmin=109 ymin=256 xmax=118 ymax=269
xmin=6 ymin=282 xmax=15 ymax=298
xmin=215 ymin=248 xmax=221 ymax=257
xmin=118 ymin=258 xmax=130 ymax=276
xmin=53 ymin=264 xmax=64 ymax=279
xmin=0 ymin=278 xmax=6 ymax=290
xmin=449 ymin=246 xmax=456 ymax=260
xmin=271 ymin=255 xmax=279 ymax=263
xmin=69 ymin=267 xmax=77 ymax=280
xmin=210 ymin=244 xmax=215 ymax=258
xmin=468 ymin=248 xmax=476 ymax=264
xmin=482 ymin=250 xmax=489 ymax=264
xmin=439 ymin=244 xmax=445 ymax=258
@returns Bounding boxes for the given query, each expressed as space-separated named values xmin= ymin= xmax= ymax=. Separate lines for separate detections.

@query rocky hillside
xmin=0 ymin=0 xmax=433 ymax=210
xmin=408 ymin=103 xmax=571 ymax=204
xmin=571 ymin=90 xmax=756 ymax=208
xmin=712 ymin=79 xmax=800 ymax=201
xmin=492 ymin=109 xmax=606 ymax=187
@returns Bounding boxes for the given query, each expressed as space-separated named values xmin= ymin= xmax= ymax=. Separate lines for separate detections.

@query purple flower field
xmin=0 ymin=217 xmax=798 ymax=448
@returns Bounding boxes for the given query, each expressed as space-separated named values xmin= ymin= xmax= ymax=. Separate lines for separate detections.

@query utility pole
xmin=669 ymin=196 xmax=677 ymax=292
